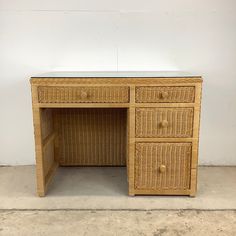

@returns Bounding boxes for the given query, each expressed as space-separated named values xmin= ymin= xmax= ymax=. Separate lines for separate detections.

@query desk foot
xmin=189 ymin=191 xmax=196 ymax=197
xmin=37 ymin=191 xmax=46 ymax=197
xmin=128 ymin=190 xmax=135 ymax=197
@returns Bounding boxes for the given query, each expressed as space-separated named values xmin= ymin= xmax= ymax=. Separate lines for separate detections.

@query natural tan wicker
xmin=135 ymin=143 xmax=191 ymax=190
xmin=136 ymin=86 xmax=195 ymax=103
xmin=30 ymin=73 xmax=202 ymax=197
xmin=38 ymin=86 xmax=129 ymax=103
xmin=54 ymin=108 xmax=127 ymax=166
xmin=136 ymin=108 xmax=194 ymax=138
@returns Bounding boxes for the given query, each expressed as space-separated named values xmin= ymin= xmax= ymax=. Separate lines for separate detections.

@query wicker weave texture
xmin=38 ymin=86 xmax=129 ymax=103
xmin=43 ymin=142 xmax=55 ymax=178
xmin=31 ymin=76 xmax=202 ymax=197
xmin=136 ymin=108 xmax=194 ymax=138
xmin=41 ymin=108 xmax=54 ymax=140
xmin=54 ymin=108 xmax=127 ymax=166
xmin=41 ymin=108 xmax=55 ymax=178
xmin=135 ymin=143 xmax=191 ymax=190
xmin=136 ymin=86 xmax=195 ymax=103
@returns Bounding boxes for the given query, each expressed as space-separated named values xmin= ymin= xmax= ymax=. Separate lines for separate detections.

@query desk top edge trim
xmin=31 ymin=71 xmax=202 ymax=78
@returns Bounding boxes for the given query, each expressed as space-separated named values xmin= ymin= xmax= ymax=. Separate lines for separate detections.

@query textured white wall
xmin=0 ymin=0 xmax=236 ymax=165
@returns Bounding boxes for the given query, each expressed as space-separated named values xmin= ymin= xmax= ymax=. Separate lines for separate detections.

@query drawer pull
xmin=159 ymin=165 xmax=166 ymax=173
xmin=160 ymin=91 xmax=169 ymax=99
xmin=160 ymin=120 xmax=168 ymax=128
xmin=81 ymin=91 xmax=88 ymax=99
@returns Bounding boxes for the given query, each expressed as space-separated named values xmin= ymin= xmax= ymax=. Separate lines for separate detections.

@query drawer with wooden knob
xmin=38 ymin=86 xmax=129 ymax=103
xmin=136 ymin=86 xmax=195 ymax=103
xmin=135 ymin=143 xmax=192 ymax=190
xmin=135 ymin=107 xmax=194 ymax=138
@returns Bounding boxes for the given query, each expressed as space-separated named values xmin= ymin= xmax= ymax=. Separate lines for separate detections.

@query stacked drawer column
xmin=129 ymin=82 xmax=202 ymax=196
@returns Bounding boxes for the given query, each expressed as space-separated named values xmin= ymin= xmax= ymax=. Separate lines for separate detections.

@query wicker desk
xmin=30 ymin=72 xmax=202 ymax=197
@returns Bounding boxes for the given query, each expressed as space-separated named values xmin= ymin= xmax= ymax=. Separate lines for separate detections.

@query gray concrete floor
xmin=0 ymin=166 xmax=236 ymax=210
xmin=0 ymin=210 xmax=236 ymax=236
xmin=0 ymin=166 xmax=236 ymax=235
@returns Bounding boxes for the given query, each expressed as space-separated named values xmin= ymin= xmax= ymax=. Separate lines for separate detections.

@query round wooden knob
xmin=159 ymin=165 xmax=166 ymax=173
xmin=160 ymin=120 xmax=168 ymax=128
xmin=161 ymin=91 xmax=169 ymax=99
xmin=80 ymin=91 xmax=88 ymax=99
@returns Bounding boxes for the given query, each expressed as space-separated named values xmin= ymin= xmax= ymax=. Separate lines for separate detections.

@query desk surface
xmin=32 ymin=71 xmax=201 ymax=78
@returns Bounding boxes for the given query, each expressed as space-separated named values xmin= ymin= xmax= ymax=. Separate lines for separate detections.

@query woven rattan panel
xmin=40 ymin=109 xmax=55 ymax=177
xmin=136 ymin=86 xmax=195 ymax=103
xmin=135 ymin=143 xmax=191 ymax=190
xmin=38 ymin=86 xmax=129 ymax=103
xmin=54 ymin=108 xmax=127 ymax=166
xmin=41 ymin=108 xmax=54 ymax=140
xmin=136 ymin=108 xmax=194 ymax=138
xmin=43 ymin=143 xmax=54 ymax=177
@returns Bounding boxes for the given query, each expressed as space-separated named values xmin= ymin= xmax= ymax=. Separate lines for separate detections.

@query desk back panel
xmin=53 ymin=108 xmax=127 ymax=166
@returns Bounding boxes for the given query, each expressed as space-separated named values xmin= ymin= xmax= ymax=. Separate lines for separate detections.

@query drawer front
xmin=136 ymin=86 xmax=195 ymax=103
xmin=136 ymin=108 xmax=193 ymax=138
xmin=135 ymin=143 xmax=191 ymax=190
xmin=38 ymin=86 xmax=129 ymax=103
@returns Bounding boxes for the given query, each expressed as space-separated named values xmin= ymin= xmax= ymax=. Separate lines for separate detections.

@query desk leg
xmin=128 ymin=85 xmax=136 ymax=196
xmin=32 ymin=108 xmax=46 ymax=197
xmin=128 ymin=107 xmax=135 ymax=196
xmin=33 ymin=108 xmax=59 ymax=197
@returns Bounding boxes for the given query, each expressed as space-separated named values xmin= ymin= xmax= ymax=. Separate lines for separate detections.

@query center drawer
xmin=38 ymin=86 xmax=129 ymax=103
xmin=136 ymin=107 xmax=194 ymax=138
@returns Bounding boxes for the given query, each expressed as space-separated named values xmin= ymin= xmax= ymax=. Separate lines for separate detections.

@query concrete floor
xmin=0 ymin=210 xmax=236 ymax=236
xmin=0 ymin=166 xmax=236 ymax=210
xmin=0 ymin=166 xmax=236 ymax=235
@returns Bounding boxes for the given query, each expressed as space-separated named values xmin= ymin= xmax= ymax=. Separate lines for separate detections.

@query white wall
xmin=0 ymin=0 xmax=236 ymax=165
